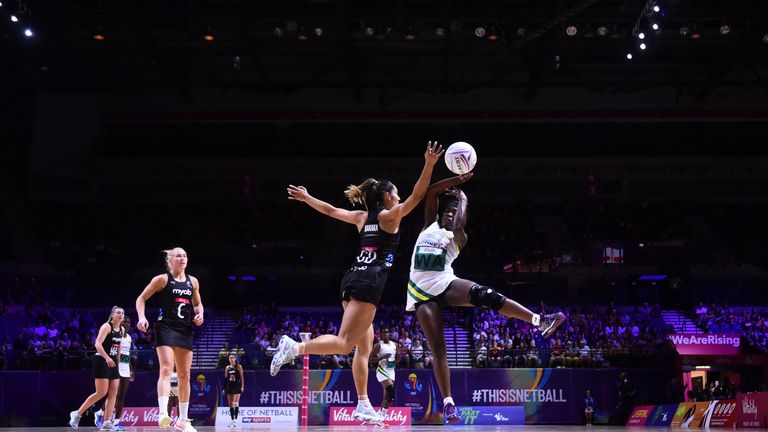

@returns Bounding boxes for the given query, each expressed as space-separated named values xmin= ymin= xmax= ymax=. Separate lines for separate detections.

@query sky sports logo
xmin=667 ymin=335 xmax=740 ymax=346
xmin=242 ymin=417 xmax=271 ymax=424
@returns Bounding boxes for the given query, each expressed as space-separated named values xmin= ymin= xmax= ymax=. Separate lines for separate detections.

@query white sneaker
xmin=270 ymin=335 xmax=298 ymax=376
xmin=69 ymin=411 xmax=81 ymax=430
xmin=100 ymin=420 xmax=113 ymax=431
xmin=94 ymin=409 xmax=104 ymax=428
xmin=158 ymin=414 xmax=172 ymax=429
xmin=174 ymin=419 xmax=197 ymax=432
xmin=352 ymin=404 xmax=385 ymax=424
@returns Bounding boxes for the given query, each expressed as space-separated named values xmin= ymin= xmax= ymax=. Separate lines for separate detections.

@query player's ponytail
xmin=345 ymin=178 xmax=377 ymax=207
xmin=345 ymin=178 xmax=395 ymax=209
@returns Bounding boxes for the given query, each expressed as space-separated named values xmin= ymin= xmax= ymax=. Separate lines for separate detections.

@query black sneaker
xmin=538 ymin=312 xmax=565 ymax=337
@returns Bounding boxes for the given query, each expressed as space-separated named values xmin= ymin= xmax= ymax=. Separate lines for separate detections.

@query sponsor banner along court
xmin=328 ymin=407 xmax=411 ymax=426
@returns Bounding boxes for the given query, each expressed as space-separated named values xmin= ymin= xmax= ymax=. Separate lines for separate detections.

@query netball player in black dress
xmin=224 ymin=354 xmax=244 ymax=428
xmin=136 ymin=247 xmax=204 ymax=432
xmin=69 ymin=306 xmax=125 ymax=430
xmin=273 ymin=141 xmax=443 ymax=423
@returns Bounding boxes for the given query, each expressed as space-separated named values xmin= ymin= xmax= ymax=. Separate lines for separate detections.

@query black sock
xmin=230 ymin=407 xmax=235 ymax=420
xmin=235 ymin=407 xmax=239 ymax=419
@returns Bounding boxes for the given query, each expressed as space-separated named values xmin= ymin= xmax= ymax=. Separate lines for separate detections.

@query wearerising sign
xmin=667 ymin=334 xmax=741 ymax=355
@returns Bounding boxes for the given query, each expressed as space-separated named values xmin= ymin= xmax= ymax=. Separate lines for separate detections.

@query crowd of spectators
xmin=1 ymin=291 xmax=767 ymax=373
xmin=471 ymin=302 xmax=675 ymax=369
xmin=218 ymin=304 xmax=432 ymax=371
xmin=695 ymin=303 xmax=768 ymax=353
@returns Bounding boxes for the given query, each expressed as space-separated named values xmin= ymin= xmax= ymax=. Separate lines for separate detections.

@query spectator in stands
xmin=411 ymin=338 xmax=425 ymax=369
xmin=218 ymin=343 xmax=230 ymax=368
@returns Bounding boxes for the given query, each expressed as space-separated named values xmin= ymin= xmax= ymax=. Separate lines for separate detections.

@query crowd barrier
xmin=626 ymin=392 xmax=768 ymax=428
xmin=0 ymin=368 xmax=672 ymax=426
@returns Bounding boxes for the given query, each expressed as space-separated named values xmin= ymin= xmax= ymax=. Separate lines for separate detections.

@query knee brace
xmin=469 ymin=284 xmax=507 ymax=311
xmin=385 ymin=384 xmax=395 ymax=403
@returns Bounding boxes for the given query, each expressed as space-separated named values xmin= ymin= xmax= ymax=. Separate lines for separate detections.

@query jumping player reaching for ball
xmin=272 ymin=141 xmax=443 ymax=424
xmin=406 ymin=176 xmax=565 ymax=424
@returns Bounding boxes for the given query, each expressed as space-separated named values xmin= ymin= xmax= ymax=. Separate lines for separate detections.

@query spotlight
xmin=487 ymin=26 xmax=498 ymax=41
xmin=0 ymin=2 xmax=3 ymax=7
xmin=233 ymin=55 xmax=241 ymax=70
xmin=435 ymin=27 xmax=446 ymax=38
xmin=679 ymin=26 xmax=689 ymax=36
xmin=638 ymin=32 xmax=645 ymax=39
xmin=566 ymin=25 xmax=577 ymax=36
xmin=314 ymin=27 xmax=323 ymax=37
xmin=202 ymin=26 xmax=215 ymax=41
xmin=11 ymin=14 xmax=18 ymax=22
xmin=24 ymin=28 xmax=33 ymax=37
xmin=93 ymin=25 xmax=105 ymax=41
xmin=474 ymin=26 xmax=486 ymax=38
xmin=639 ymin=42 xmax=646 ymax=50
xmin=653 ymin=5 xmax=660 ymax=13
xmin=404 ymin=26 xmax=416 ymax=41
xmin=273 ymin=27 xmax=285 ymax=37
xmin=364 ymin=26 xmax=375 ymax=37
xmin=626 ymin=53 xmax=633 ymax=60
xmin=763 ymin=33 xmax=768 ymax=44
xmin=596 ymin=26 xmax=608 ymax=37
xmin=719 ymin=24 xmax=731 ymax=35
xmin=516 ymin=27 xmax=526 ymax=37
xmin=652 ymin=23 xmax=659 ymax=31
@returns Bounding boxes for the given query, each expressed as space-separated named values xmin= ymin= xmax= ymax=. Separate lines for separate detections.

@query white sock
xmin=532 ymin=314 xmax=541 ymax=326
xmin=179 ymin=402 xmax=189 ymax=421
xmin=290 ymin=342 xmax=300 ymax=356
xmin=158 ymin=397 xmax=169 ymax=416
xmin=380 ymin=407 xmax=388 ymax=416
xmin=358 ymin=398 xmax=372 ymax=408
xmin=444 ymin=397 xmax=455 ymax=406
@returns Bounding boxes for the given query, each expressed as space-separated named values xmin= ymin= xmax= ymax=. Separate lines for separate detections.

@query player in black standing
xmin=136 ymin=247 xmax=204 ymax=432
xmin=224 ymin=354 xmax=244 ymax=428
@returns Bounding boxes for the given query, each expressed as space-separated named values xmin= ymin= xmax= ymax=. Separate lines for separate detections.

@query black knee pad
xmin=469 ymin=284 xmax=507 ymax=311
xmin=385 ymin=384 xmax=395 ymax=403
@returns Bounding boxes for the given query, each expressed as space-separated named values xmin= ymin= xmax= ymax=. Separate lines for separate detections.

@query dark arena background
xmin=1 ymin=0 xmax=768 ymax=430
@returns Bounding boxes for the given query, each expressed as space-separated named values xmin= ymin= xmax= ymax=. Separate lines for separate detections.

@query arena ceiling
xmin=1 ymin=0 xmax=767 ymax=102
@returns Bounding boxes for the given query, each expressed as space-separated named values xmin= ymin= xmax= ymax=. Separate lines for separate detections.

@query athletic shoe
xmin=270 ymin=335 xmax=298 ymax=376
xmin=100 ymin=420 xmax=113 ymax=431
xmin=158 ymin=414 xmax=172 ymax=429
xmin=173 ymin=419 xmax=197 ymax=432
xmin=443 ymin=403 xmax=461 ymax=425
xmin=69 ymin=411 xmax=82 ymax=430
xmin=538 ymin=312 xmax=566 ymax=337
xmin=94 ymin=409 xmax=104 ymax=428
xmin=113 ymin=420 xmax=126 ymax=431
xmin=352 ymin=404 xmax=384 ymax=424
